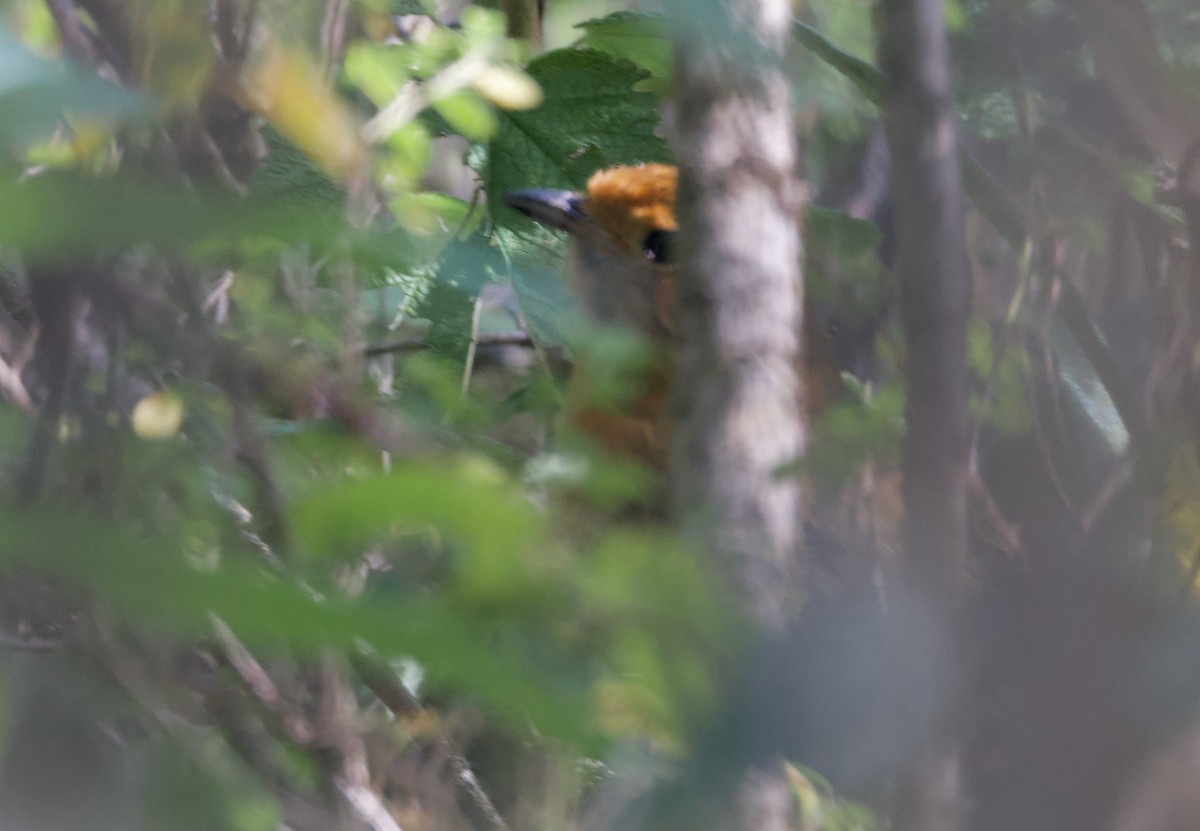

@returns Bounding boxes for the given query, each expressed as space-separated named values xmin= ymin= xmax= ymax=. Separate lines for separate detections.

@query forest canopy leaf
xmin=576 ymin=12 xmax=672 ymax=81
xmin=485 ymin=48 xmax=670 ymax=228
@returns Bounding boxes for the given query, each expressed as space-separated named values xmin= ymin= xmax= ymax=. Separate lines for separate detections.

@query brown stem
xmin=502 ymin=0 xmax=543 ymax=47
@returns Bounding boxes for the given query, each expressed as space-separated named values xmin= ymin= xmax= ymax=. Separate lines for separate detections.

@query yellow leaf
xmin=132 ymin=390 xmax=185 ymax=440
xmin=1162 ymin=443 xmax=1200 ymax=593
xmin=136 ymin=0 xmax=214 ymax=111
xmin=470 ymin=66 xmax=543 ymax=111
xmin=244 ymin=44 xmax=368 ymax=183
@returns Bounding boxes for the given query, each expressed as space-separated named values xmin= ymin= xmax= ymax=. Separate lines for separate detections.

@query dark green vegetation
xmin=0 ymin=0 xmax=1199 ymax=829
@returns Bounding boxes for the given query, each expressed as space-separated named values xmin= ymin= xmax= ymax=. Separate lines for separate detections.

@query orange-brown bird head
xmin=505 ymin=164 xmax=680 ymax=339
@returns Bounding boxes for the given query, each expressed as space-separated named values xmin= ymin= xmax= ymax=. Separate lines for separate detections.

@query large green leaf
xmin=484 ymin=48 xmax=670 ymax=229
xmin=576 ymin=12 xmax=672 ymax=82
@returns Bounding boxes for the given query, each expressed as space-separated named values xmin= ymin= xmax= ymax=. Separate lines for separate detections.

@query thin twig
xmin=210 ymin=0 xmax=240 ymax=59
xmin=967 ymin=467 xmax=1021 ymax=557
xmin=1179 ymin=540 xmax=1200 ymax=604
xmin=449 ymin=752 xmax=510 ymax=830
xmin=0 ymin=350 xmax=33 ymax=412
xmin=211 ymin=613 xmax=282 ymax=707
xmin=204 ymin=270 xmax=235 ymax=324
xmin=1080 ymin=454 xmax=1135 ymax=533
xmin=319 ymin=0 xmax=350 ymax=82
xmin=235 ymin=0 xmax=261 ymax=63
xmin=364 ymin=330 xmax=533 ymax=357
xmin=460 ymin=294 xmax=483 ymax=397
xmin=338 ymin=779 xmax=406 ymax=831
xmin=350 ymin=647 xmax=509 ymax=830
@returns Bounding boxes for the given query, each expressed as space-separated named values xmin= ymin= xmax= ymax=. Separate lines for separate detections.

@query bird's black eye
xmin=643 ymin=229 xmax=676 ymax=264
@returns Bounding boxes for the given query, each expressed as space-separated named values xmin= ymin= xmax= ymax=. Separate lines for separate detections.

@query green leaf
xmin=0 ymin=506 xmax=592 ymax=746
xmin=806 ymin=206 xmax=882 ymax=259
xmin=805 ymin=206 xmax=885 ymax=308
xmin=967 ymin=321 xmax=1031 ymax=435
xmin=0 ymin=171 xmax=342 ymax=258
xmin=249 ymin=127 xmax=344 ymax=211
xmin=1046 ymin=317 xmax=1129 ymax=457
xmin=576 ymin=12 xmax=672 ymax=82
xmin=0 ymin=32 xmax=144 ymax=148
xmin=290 ymin=463 xmax=555 ymax=606
xmin=433 ymin=90 xmax=498 ymax=141
xmin=484 ymin=49 xmax=670 ymax=229
xmin=791 ymin=20 xmax=883 ymax=106
xmin=494 ymin=226 xmax=577 ymax=350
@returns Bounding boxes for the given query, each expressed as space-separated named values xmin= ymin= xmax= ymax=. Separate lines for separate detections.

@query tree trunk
xmin=880 ymin=0 xmax=971 ymax=606
xmin=668 ymin=0 xmax=806 ymax=634
xmin=879 ymin=0 xmax=972 ymax=826
xmin=666 ymin=0 xmax=807 ymax=827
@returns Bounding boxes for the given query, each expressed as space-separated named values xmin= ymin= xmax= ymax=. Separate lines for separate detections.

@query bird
xmin=505 ymin=163 xmax=843 ymax=471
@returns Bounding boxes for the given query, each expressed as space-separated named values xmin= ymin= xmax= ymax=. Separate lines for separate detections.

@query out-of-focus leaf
xmin=495 ymin=226 xmax=577 ymax=350
xmin=967 ymin=322 xmax=1031 ymax=435
xmin=415 ymin=235 xmax=505 ymax=357
xmin=0 ymin=172 xmax=342 ymax=257
xmin=343 ymin=40 xmax=410 ymax=106
xmin=132 ymin=389 xmax=185 ymax=439
xmin=805 ymin=381 xmax=905 ymax=487
xmin=786 ymin=764 xmax=880 ymax=831
xmin=471 ymin=65 xmax=543 ymax=110
xmin=432 ymin=90 xmax=498 ymax=141
xmin=791 ymin=20 xmax=883 ymax=106
xmin=145 ymin=739 xmax=280 ymax=831
xmin=484 ymin=49 xmax=670 ymax=229
xmin=563 ymin=317 xmax=659 ymax=410
xmin=807 ymin=207 xmax=882 ymax=259
xmin=249 ymin=127 xmax=344 ymax=210
xmin=0 ymin=32 xmax=143 ymax=148
xmin=575 ymin=12 xmax=672 ymax=81
xmin=583 ymin=530 xmax=729 ymax=745
xmin=0 ymin=507 xmax=593 ymax=745
xmin=1162 ymin=443 xmax=1200 ymax=594
xmin=389 ymin=192 xmax=474 ymax=240
xmin=243 ymin=43 xmax=368 ymax=183
xmin=382 ymin=121 xmax=432 ymax=185
xmin=351 ymin=226 xmax=424 ymax=285
xmin=290 ymin=463 xmax=549 ymax=603
xmin=138 ymin=0 xmax=214 ymax=110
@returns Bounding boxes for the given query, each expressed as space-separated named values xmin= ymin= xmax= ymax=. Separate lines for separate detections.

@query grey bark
xmin=879 ymin=0 xmax=972 ymax=828
xmin=666 ymin=0 xmax=807 ymax=828
xmin=668 ymin=0 xmax=807 ymax=632
xmin=880 ymin=0 xmax=971 ymax=605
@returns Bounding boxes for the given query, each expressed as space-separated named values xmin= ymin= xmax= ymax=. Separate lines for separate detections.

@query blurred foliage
xmin=1 ymin=0 xmax=1200 ymax=829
